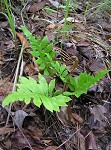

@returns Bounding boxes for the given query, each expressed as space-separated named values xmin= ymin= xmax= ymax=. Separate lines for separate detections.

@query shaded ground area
xmin=0 ymin=0 xmax=111 ymax=149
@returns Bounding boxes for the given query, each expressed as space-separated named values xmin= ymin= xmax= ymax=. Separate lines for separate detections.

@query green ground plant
xmin=2 ymin=74 xmax=71 ymax=112
xmin=93 ymin=0 xmax=111 ymax=15
xmin=21 ymin=26 xmax=56 ymax=76
xmin=95 ymin=0 xmax=110 ymax=11
xmin=1 ymin=0 xmax=16 ymax=39
xmin=85 ymin=0 xmax=111 ymax=17
xmin=84 ymin=0 xmax=91 ymax=15
xmin=2 ymin=26 xmax=109 ymax=112
xmin=62 ymin=0 xmax=72 ymax=41
xmin=65 ymin=70 xmax=109 ymax=98
xmin=44 ymin=6 xmax=57 ymax=13
xmin=54 ymin=0 xmax=74 ymax=43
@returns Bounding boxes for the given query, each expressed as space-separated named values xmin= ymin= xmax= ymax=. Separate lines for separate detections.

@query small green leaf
xmin=30 ymin=38 xmax=41 ymax=50
xmin=63 ymin=92 xmax=73 ymax=96
xmin=54 ymin=61 xmax=60 ymax=72
xmin=48 ymin=79 xmax=55 ymax=96
xmin=54 ymin=95 xmax=71 ymax=106
xmin=49 ymin=68 xmax=57 ymax=74
xmin=44 ymin=69 xmax=49 ymax=76
xmin=46 ymin=53 xmax=52 ymax=62
xmin=54 ymin=90 xmax=62 ymax=96
xmin=21 ymin=25 xmax=35 ymax=42
xmin=68 ymin=83 xmax=75 ymax=91
xmin=50 ymin=51 xmax=56 ymax=58
xmin=94 ymin=70 xmax=109 ymax=81
xmin=44 ymin=43 xmax=53 ymax=53
xmin=2 ymin=92 xmax=18 ymax=107
xmin=36 ymin=58 xmax=42 ymax=64
xmin=38 ymin=74 xmax=48 ymax=96
xmin=56 ymin=25 xmax=74 ymax=33
xmin=61 ymin=70 xmax=68 ymax=78
xmin=51 ymin=97 xmax=60 ymax=111
xmin=21 ymin=25 xmax=32 ymax=37
xmin=42 ymin=96 xmax=53 ymax=112
xmin=39 ymin=63 xmax=45 ymax=70
xmin=35 ymin=84 xmax=45 ymax=95
xmin=59 ymin=64 xmax=66 ymax=74
xmin=30 ymin=51 xmax=40 ymax=57
xmin=33 ymin=95 xmax=42 ymax=107
xmin=68 ymin=76 xmax=76 ymax=91
xmin=41 ymin=36 xmax=48 ymax=49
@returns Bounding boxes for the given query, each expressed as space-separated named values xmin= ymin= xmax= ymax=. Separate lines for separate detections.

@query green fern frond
xmin=46 ymin=54 xmax=68 ymax=82
xmin=21 ymin=26 xmax=56 ymax=76
xmin=68 ymin=70 xmax=109 ymax=98
xmin=2 ymin=74 xmax=71 ymax=112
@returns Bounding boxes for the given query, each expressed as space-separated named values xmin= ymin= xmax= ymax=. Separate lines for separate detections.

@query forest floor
xmin=0 ymin=0 xmax=111 ymax=150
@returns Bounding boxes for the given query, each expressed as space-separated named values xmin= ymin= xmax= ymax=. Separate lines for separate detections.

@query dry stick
xmin=21 ymin=1 xmax=29 ymax=26
xmin=55 ymin=126 xmax=84 ymax=150
xmin=17 ymin=125 xmax=34 ymax=150
xmin=19 ymin=57 xmax=24 ymax=77
xmin=5 ymin=44 xmax=34 ymax=150
xmin=5 ymin=43 xmax=25 ymax=126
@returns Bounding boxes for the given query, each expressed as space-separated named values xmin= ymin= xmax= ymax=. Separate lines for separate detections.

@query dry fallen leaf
xmin=24 ymin=63 xmax=38 ymax=76
xmin=0 ymin=126 xmax=14 ymax=136
xmin=105 ymin=34 xmax=111 ymax=41
xmin=90 ymin=105 xmax=107 ymax=124
xmin=88 ymin=58 xmax=106 ymax=72
xmin=56 ymin=107 xmax=69 ymax=126
xmin=4 ymin=40 xmax=15 ymax=49
xmin=10 ymin=129 xmax=46 ymax=150
xmin=72 ymin=113 xmax=84 ymax=124
xmin=28 ymin=126 xmax=42 ymax=137
xmin=73 ymin=22 xmax=85 ymax=30
xmin=85 ymin=131 xmax=97 ymax=150
xmin=76 ymin=132 xmax=85 ymax=150
xmin=0 ymin=21 xmax=8 ymax=28
xmin=13 ymin=110 xmax=28 ymax=129
xmin=29 ymin=0 xmax=48 ymax=13
xmin=16 ymin=32 xmax=29 ymax=48
xmin=0 ymin=78 xmax=13 ymax=95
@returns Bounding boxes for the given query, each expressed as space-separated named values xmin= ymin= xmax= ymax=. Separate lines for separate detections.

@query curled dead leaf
xmin=16 ymin=32 xmax=29 ymax=48
xmin=72 ymin=113 xmax=84 ymax=124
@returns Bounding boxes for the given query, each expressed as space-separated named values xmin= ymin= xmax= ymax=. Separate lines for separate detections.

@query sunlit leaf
xmin=69 ymin=70 xmax=110 ymax=98
xmin=49 ymin=79 xmax=55 ymax=96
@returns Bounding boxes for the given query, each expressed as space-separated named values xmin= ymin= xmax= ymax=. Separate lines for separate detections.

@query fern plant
xmin=21 ymin=25 xmax=69 ymax=81
xmin=2 ymin=25 xmax=109 ymax=112
xmin=46 ymin=54 xmax=68 ymax=82
xmin=64 ymin=70 xmax=109 ymax=97
xmin=2 ymin=70 xmax=109 ymax=112
xmin=21 ymin=26 xmax=56 ymax=76
xmin=2 ymin=74 xmax=71 ymax=112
